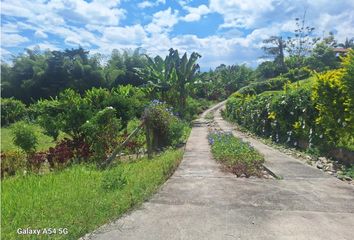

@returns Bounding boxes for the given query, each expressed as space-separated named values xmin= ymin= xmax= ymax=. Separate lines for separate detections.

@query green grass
xmin=1 ymin=149 xmax=183 ymax=240
xmin=204 ymin=111 xmax=214 ymax=121
xmin=1 ymin=124 xmax=67 ymax=152
xmin=208 ymin=131 xmax=264 ymax=177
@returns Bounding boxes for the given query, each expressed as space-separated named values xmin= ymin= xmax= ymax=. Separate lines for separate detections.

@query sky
xmin=1 ymin=0 xmax=354 ymax=70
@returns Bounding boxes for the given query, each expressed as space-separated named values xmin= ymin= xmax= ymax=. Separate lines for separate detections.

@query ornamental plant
xmin=312 ymin=50 xmax=354 ymax=149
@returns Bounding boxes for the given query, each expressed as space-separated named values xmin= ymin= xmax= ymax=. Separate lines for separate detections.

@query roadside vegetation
xmin=225 ymin=51 xmax=354 ymax=163
xmin=208 ymin=130 xmax=264 ymax=177
xmin=1 ymin=150 xmax=183 ymax=240
xmin=224 ymin=17 xmax=353 ymax=176
xmin=1 ymin=12 xmax=353 ymax=238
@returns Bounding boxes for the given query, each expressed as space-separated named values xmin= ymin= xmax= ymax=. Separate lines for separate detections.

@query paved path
xmin=86 ymin=103 xmax=354 ymax=240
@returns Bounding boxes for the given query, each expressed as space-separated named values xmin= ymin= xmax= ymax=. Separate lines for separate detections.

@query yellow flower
xmin=268 ymin=111 xmax=276 ymax=120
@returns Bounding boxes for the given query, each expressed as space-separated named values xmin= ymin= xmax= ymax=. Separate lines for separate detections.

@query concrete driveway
xmin=85 ymin=103 xmax=354 ymax=240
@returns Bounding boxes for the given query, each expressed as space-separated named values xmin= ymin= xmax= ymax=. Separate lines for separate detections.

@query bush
xmin=32 ymin=98 xmax=61 ymax=140
xmin=143 ymin=100 xmax=180 ymax=151
xmin=312 ymin=50 xmax=354 ymax=149
xmin=0 ymin=151 xmax=26 ymax=178
xmin=208 ymin=131 xmax=264 ymax=177
xmin=283 ymin=67 xmax=311 ymax=82
xmin=183 ymin=97 xmax=211 ymax=121
xmin=1 ymin=98 xmax=27 ymax=126
xmin=238 ymin=76 xmax=289 ymax=95
xmin=81 ymin=107 xmax=121 ymax=162
xmin=167 ymin=119 xmax=190 ymax=147
xmin=226 ymin=53 xmax=354 ymax=154
xmin=11 ymin=121 xmax=38 ymax=154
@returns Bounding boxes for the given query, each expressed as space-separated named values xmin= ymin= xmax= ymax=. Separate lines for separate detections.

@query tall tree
xmin=286 ymin=10 xmax=320 ymax=67
xmin=262 ymin=36 xmax=287 ymax=73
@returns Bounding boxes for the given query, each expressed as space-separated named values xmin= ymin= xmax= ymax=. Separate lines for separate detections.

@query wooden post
xmin=145 ymin=121 xmax=153 ymax=159
xmin=101 ymin=121 xmax=144 ymax=168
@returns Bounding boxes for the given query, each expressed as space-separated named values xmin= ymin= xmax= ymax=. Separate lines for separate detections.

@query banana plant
xmin=135 ymin=54 xmax=176 ymax=102
xmin=168 ymin=48 xmax=201 ymax=117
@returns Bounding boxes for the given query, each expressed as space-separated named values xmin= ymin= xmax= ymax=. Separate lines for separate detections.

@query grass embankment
xmin=1 ymin=124 xmax=67 ymax=152
xmin=208 ymin=131 xmax=264 ymax=177
xmin=1 ymin=149 xmax=183 ymax=240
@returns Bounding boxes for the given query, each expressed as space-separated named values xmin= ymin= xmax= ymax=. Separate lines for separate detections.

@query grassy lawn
xmin=1 ymin=149 xmax=183 ymax=240
xmin=1 ymin=124 xmax=67 ymax=152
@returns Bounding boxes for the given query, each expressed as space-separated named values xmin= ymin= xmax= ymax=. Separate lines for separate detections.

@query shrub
xmin=312 ymin=50 xmax=354 ymax=149
xmin=1 ymin=98 xmax=27 ymax=126
xmin=27 ymin=152 xmax=47 ymax=172
xmin=107 ymin=85 xmax=148 ymax=127
xmin=208 ymin=131 xmax=264 ymax=177
xmin=47 ymin=137 xmax=91 ymax=169
xmin=143 ymin=100 xmax=176 ymax=150
xmin=11 ymin=121 xmax=38 ymax=154
xmin=0 ymin=151 xmax=26 ymax=178
xmin=81 ymin=107 xmax=121 ymax=162
xmin=226 ymin=85 xmax=320 ymax=149
xmin=183 ymin=97 xmax=211 ymax=121
xmin=57 ymin=89 xmax=92 ymax=138
xmin=283 ymin=67 xmax=311 ymax=82
xmin=167 ymin=119 xmax=190 ymax=147
xmin=32 ymin=98 xmax=61 ymax=140
xmin=238 ymin=76 xmax=289 ymax=95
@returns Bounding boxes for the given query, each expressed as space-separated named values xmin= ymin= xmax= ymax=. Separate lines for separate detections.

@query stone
xmin=344 ymin=176 xmax=352 ymax=181
xmin=316 ymin=163 xmax=324 ymax=169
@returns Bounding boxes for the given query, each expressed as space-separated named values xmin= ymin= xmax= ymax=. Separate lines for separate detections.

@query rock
xmin=344 ymin=176 xmax=352 ymax=181
xmin=240 ymin=174 xmax=246 ymax=178
xmin=326 ymin=171 xmax=333 ymax=175
xmin=316 ymin=163 xmax=324 ymax=169
xmin=338 ymin=175 xmax=345 ymax=180
xmin=336 ymin=171 xmax=343 ymax=175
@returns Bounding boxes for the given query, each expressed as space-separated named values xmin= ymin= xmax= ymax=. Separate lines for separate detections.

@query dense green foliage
xmin=11 ymin=121 xmax=38 ymax=154
xmin=1 ymin=149 xmax=183 ymax=240
xmin=226 ymin=51 xmax=354 ymax=154
xmin=208 ymin=131 xmax=264 ymax=177
xmin=0 ymin=98 xmax=27 ymax=126
xmin=1 ymin=48 xmax=147 ymax=103
xmin=143 ymin=101 xmax=190 ymax=151
xmin=193 ymin=64 xmax=254 ymax=100
xmin=81 ymin=108 xmax=122 ymax=162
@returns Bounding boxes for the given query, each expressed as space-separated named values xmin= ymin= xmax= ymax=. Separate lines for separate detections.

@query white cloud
xmin=138 ymin=0 xmax=166 ymax=9
xmin=145 ymin=8 xmax=179 ymax=34
xmin=1 ymin=33 xmax=30 ymax=47
xmin=27 ymin=42 xmax=59 ymax=51
xmin=102 ymin=25 xmax=147 ymax=44
xmin=34 ymin=30 xmax=48 ymax=39
xmin=182 ymin=4 xmax=211 ymax=22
